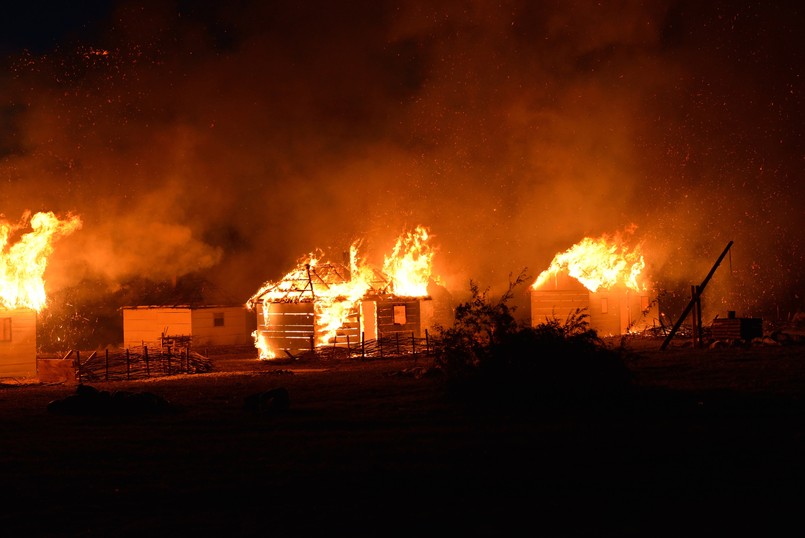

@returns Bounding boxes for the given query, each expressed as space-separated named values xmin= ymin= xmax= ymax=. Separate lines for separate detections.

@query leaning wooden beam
xmin=660 ymin=240 xmax=734 ymax=351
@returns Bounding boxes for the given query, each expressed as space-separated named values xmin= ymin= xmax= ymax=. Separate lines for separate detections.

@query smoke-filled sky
xmin=1 ymin=0 xmax=802 ymax=319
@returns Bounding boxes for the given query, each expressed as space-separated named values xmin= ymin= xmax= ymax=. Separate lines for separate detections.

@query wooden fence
xmin=68 ymin=346 xmax=213 ymax=383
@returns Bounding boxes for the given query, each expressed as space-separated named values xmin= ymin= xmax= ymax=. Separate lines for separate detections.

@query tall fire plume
xmin=533 ymin=229 xmax=647 ymax=294
xmin=248 ymin=226 xmax=436 ymax=359
xmin=383 ymin=225 xmax=436 ymax=297
xmin=0 ymin=212 xmax=82 ymax=312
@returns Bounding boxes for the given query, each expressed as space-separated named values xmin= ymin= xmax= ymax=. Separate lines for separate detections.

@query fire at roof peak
xmin=532 ymin=228 xmax=648 ymax=293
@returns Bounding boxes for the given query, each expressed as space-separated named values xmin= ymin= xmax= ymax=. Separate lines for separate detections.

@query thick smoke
xmin=0 ymin=1 xmax=801 ymax=322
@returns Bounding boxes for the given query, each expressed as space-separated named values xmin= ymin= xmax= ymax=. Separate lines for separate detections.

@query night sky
xmin=1 ymin=1 xmax=802 ymax=320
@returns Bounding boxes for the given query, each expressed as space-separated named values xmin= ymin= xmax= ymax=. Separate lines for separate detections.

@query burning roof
xmin=532 ymin=228 xmax=648 ymax=293
xmin=248 ymin=256 xmax=391 ymax=305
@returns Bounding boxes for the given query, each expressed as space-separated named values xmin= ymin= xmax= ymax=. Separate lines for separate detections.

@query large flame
xmin=0 ymin=211 xmax=82 ymax=312
xmin=383 ymin=225 xmax=435 ymax=297
xmin=532 ymin=229 xmax=647 ymax=293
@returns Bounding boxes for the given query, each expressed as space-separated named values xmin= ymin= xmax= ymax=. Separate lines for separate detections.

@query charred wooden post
xmin=660 ymin=241 xmax=734 ymax=350
xmin=425 ymin=329 xmax=430 ymax=355
xmin=76 ymin=350 xmax=81 ymax=384
xmin=126 ymin=349 xmax=130 ymax=380
xmin=105 ymin=349 xmax=109 ymax=381
xmin=412 ymin=331 xmax=417 ymax=360
xmin=695 ymin=285 xmax=703 ymax=347
xmin=691 ymin=285 xmax=699 ymax=347
xmin=361 ymin=331 xmax=365 ymax=359
xmin=144 ymin=346 xmax=150 ymax=377
xmin=396 ymin=332 xmax=400 ymax=355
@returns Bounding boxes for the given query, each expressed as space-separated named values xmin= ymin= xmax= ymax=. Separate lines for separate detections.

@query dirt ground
xmin=1 ymin=337 xmax=804 ymax=537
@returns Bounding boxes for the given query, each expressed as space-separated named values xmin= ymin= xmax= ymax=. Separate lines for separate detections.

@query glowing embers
xmin=0 ymin=211 xmax=82 ymax=312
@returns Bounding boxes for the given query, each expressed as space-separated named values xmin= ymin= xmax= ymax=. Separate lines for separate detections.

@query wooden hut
xmin=250 ymin=261 xmax=442 ymax=358
xmin=531 ymin=271 xmax=659 ymax=336
xmin=122 ymin=305 xmax=256 ymax=350
xmin=0 ymin=307 xmax=37 ymax=378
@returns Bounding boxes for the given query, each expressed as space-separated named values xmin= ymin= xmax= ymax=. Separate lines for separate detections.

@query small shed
xmin=122 ymin=305 xmax=256 ymax=350
xmin=531 ymin=271 xmax=659 ymax=336
xmin=0 ymin=307 xmax=37 ymax=378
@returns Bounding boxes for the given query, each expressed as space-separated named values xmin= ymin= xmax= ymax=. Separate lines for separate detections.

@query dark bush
xmin=435 ymin=271 xmax=633 ymax=408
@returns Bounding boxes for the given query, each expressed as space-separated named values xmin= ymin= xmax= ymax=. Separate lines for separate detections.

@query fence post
xmin=395 ymin=332 xmax=400 ymax=355
xmin=105 ymin=349 xmax=109 ymax=381
xmin=76 ymin=350 xmax=81 ymax=384
xmin=425 ymin=329 xmax=430 ymax=355
xmin=144 ymin=346 xmax=150 ymax=377
xmin=167 ymin=345 xmax=172 ymax=375
xmin=412 ymin=332 xmax=417 ymax=361
xmin=346 ymin=334 xmax=351 ymax=356
xmin=361 ymin=331 xmax=365 ymax=360
xmin=126 ymin=349 xmax=130 ymax=380
xmin=379 ymin=334 xmax=384 ymax=358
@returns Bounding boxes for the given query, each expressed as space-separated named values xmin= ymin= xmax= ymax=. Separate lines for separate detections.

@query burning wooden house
xmin=0 ymin=211 xmax=83 ymax=379
xmin=530 ymin=231 xmax=660 ymax=336
xmin=248 ymin=226 xmax=441 ymax=359
xmin=0 ymin=307 xmax=37 ymax=378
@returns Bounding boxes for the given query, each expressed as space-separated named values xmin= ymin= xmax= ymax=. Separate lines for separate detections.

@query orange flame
xmin=0 ymin=211 xmax=82 ymax=312
xmin=532 ymin=230 xmax=646 ymax=293
xmin=383 ymin=225 xmax=435 ymax=297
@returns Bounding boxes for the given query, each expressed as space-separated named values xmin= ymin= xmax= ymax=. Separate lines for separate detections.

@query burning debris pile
xmin=531 ymin=228 xmax=660 ymax=336
xmin=247 ymin=226 xmax=445 ymax=360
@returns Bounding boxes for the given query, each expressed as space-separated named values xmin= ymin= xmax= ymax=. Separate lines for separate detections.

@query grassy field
xmin=1 ymin=337 xmax=804 ymax=537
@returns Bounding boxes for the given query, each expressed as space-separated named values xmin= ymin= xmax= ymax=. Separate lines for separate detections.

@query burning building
xmin=531 ymin=230 xmax=660 ymax=336
xmin=0 ymin=212 xmax=82 ymax=378
xmin=247 ymin=226 xmax=443 ymax=359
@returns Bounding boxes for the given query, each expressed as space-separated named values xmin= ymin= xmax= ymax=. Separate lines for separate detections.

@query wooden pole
xmin=425 ymin=329 xmax=430 ymax=355
xmin=76 ymin=350 xmax=81 ymax=384
xmin=105 ymin=349 xmax=109 ymax=381
xmin=660 ymin=241 xmax=734 ymax=350
xmin=361 ymin=331 xmax=365 ymax=359
xmin=696 ymin=285 xmax=703 ymax=347
xmin=412 ymin=331 xmax=416 ymax=360
xmin=690 ymin=285 xmax=699 ymax=348
xmin=395 ymin=332 xmax=400 ymax=355
xmin=126 ymin=349 xmax=130 ymax=380
xmin=167 ymin=345 xmax=172 ymax=375
xmin=144 ymin=346 xmax=150 ymax=377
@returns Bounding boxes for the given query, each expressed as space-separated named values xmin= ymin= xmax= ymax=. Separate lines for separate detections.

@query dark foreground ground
xmin=2 ymin=337 xmax=805 ymax=537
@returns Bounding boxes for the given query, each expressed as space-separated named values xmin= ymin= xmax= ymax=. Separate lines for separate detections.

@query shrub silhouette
xmin=435 ymin=271 xmax=632 ymax=408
